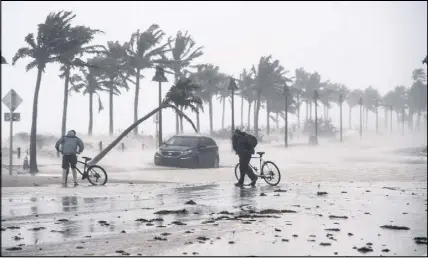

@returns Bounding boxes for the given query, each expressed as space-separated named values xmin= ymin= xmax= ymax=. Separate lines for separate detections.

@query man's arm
xmin=55 ymin=137 xmax=63 ymax=152
xmin=77 ymin=138 xmax=84 ymax=153
xmin=231 ymin=135 xmax=238 ymax=152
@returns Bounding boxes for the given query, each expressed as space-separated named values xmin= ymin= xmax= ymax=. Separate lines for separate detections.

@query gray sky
xmin=1 ymin=1 xmax=427 ymax=139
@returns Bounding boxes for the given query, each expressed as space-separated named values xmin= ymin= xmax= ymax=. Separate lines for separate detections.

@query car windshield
xmin=166 ymin=136 xmax=199 ymax=146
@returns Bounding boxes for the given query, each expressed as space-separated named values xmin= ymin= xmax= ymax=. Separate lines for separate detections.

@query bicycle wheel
xmin=234 ymin=163 xmax=253 ymax=186
xmin=261 ymin=161 xmax=281 ymax=186
xmin=86 ymin=165 xmax=108 ymax=186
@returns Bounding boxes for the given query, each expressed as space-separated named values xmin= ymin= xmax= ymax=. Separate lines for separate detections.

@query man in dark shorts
xmin=55 ymin=130 xmax=84 ymax=187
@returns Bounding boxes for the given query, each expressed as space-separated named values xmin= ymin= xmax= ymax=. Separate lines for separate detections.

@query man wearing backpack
xmin=232 ymin=129 xmax=258 ymax=187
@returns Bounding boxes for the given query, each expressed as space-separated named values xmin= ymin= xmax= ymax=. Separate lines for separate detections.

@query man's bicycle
xmin=234 ymin=151 xmax=281 ymax=186
xmin=66 ymin=156 xmax=108 ymax=186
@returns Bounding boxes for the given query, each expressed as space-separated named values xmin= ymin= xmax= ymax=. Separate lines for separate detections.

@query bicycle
xmin=234 ymin=151 xmax=281 ymax=186
xmin=65 ymin=156 xmax=108 ymax=186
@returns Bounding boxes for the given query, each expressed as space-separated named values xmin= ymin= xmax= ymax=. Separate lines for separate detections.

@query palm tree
xmin=237 ymin=69 xmax=254 ymax=129
xmin=216 ymin=80 xmax=231 ymax=129
xmin=126 ymin=24 xmax=170 ymax=135
xmin=12 ymin=11 xmax=77 ymax=173
xmin=251 ymin=56 xmax=287 ymax=138
xmin=390 ymin=86 xmax=407 ymax=127
xmin=363 ymin=86 xmax=381 ymax=130
xmin=382 ymin=90 xmax=395 ymax=131
xmin=408 ymin=68 xmax=427 ymax=130
xmin=163 ymin=31 xmax=204 ymax=134
xmin=88 ymin=78 xmax=202 ymax=165
xmin=92 ymin=41 xmax=132 ymax=135
xmin=190 ymin=64 xmax=223 ymax=135
xmin=347 ymin=89 xmax=364 ymax=129
xmin=57 ymin=25 xmax=104 ymax=138
xmin=69 ymin=64 xmax=105 ymax=135
xmin=292 ymin=68 xmax=310 ymax=129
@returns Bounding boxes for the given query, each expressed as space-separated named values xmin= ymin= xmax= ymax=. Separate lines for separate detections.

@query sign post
xmin=2 ymin=89 xmax=23 ymax=175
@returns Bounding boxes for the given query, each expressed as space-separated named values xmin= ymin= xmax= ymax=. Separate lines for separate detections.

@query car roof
xmin=172 ymin=134 xmax=215 ymax=140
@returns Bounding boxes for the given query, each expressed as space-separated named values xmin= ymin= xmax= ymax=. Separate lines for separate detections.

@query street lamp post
xmin=152 ymin=66 xmax=168 ymax=146
xmin=284 ymin=84 xmax=290 ymax=148
xmin=228 ymin=77 xmax=238 ymax=135
xmin=359 ymin=97 xmax=363 ymax=139
xmin=339 ymin=94 xmax=343 ymax=142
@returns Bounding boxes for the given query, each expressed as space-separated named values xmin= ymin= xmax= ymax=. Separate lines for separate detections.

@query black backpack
xmin=244 ymin=133 xmax=258 ymax=149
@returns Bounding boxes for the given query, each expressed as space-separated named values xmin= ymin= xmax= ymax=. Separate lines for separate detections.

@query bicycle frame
xmin=66 ymin=160 xmax=88 ymax=176
xmin=249 ymin=155 xmax=265 ymax=176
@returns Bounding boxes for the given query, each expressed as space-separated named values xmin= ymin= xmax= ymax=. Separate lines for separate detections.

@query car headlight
xmin=181 ymin=150 xmax=193 ymax=156
xmin=155 ymin=150 xmax=162 ymax=156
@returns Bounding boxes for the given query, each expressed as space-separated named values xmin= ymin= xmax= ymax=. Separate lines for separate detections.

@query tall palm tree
xmin=363 ymin=86 xmax=381 ymax=130
xmin=408 ymin=68 xmax=427 ymax=130
xmin=163 ymin=31 xmax=204 ymax=134
xmin=88 ymin=78 xmax=202 ymax=165
xmin=390 ymin=86 xmax=407 ymax=127
xmin=292 ymin=68 xmax=310 ymax=128
xmin=190 ymin=64 xmax=223 ymax=135
xmin=68 ymin=64 xmax=105 ymax=135
xmin=251 ymin=56 xmax=287 ymax=138
xmin=216 ymin=80 xmax=231 ymax=129
xmin=347 ymin=89 xmax=364 ymax=129
xmin=237 ymin=69 xmax=255 ymax=129
xmin=92 ymin=41 xmax=132 ymax=135
xmin=57 ymin=25 xmax=104 ymax=138
xmin=12 ymin=11 xmax=76 ymax=173
xmin=126 ymin=24 xmax=170 ymax=135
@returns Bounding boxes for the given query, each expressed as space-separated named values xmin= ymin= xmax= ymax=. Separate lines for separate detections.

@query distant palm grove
xmin=3 ymin=11 xmax=427 ymax=172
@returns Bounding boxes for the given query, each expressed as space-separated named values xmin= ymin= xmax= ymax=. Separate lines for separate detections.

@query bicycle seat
xmin=256 ymin=151 xmax=265 ymax=156
xmin=82 ymin=156 xmax=92 ymax=161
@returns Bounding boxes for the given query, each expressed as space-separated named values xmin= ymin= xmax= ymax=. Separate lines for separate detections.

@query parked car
xmin=154 ymin=135 xmax=220 ymax=168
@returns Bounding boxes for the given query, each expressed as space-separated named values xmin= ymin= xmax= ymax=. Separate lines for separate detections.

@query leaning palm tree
xmin=126 ymin=24 xmax=170 ymax=135
xmin=12 ymin=11 xmax=76 ymax=173
xmin=88 ymin=78 xmax=202 ymax=165
xmin=69 ymin=64 xmax=106 ymax=135
xmin=163 ymin=31 xmax=204 ymax=134
xmin=57 ymin=25 xmax=104 ymax=137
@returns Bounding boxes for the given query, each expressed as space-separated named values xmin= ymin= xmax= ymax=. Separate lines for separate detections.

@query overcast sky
xmin=1 ymin=1 xmax=427 ymax=139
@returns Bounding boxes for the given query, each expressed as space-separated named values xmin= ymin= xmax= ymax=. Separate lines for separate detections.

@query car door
xmin=197 ymin=137 xmax=211 ymax=167
xmin=204 ymin=137 xmax=218 ymax=166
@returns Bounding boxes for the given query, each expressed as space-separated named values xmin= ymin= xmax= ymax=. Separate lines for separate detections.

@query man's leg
xmin=237 ymin=154 xmax=247 ymax=185
xmin=241 ymin=153 xmax=257 ymax=186
xmin=69 ymin=154 xmax=78 ymax=185
xmin=61 ymin=156 xmax=69 ymax=186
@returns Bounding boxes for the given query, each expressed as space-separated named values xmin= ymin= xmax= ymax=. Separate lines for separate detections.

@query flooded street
xmin=1 ymin=133 xmax=427 ymax=256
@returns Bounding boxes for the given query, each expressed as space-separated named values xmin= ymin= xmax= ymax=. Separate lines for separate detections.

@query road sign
xmin=2 ymin=89 xmax=23 ymax=112
xmin=4 ymin=113 xmax=20 ymax=122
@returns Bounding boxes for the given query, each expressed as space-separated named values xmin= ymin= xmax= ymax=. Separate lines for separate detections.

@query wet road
xmin=1 ymin=133 xmax=427 ymax=256
xmin=2 ymin=181 xmax=427 ymax=256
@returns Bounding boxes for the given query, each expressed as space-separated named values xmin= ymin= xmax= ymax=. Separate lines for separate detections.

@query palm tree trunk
xmin=349 ymin=106 xmax=352 ymax=129
xmin=266 ymin=100 xmax=270 ymax=135
xmin=384 ymin=108 xmax=387 ymax=130
xmin=133 ymin=69 xmax=141 ymax=135
xmin=309 ymin=102 xmax=313 ymax=120
xmin=254 ymin=90 xmax=261 ymax=138
xmin=365 ymin=108 xmax=368 ymax=130
xmin=247 ymin=101 xmax=252 ymax=129
xmin=196 ymin=107 xmax=200 ymax=132
xmin=209 ymin=95 xmax=213 ymax=135
xmin=296 ymin=93 xmax=300 ymax=129
xmin=61 ymin=67 xmax=70 ymax=137
xmin=305 ymin=102 xmax=309 ymax=121
xmin=221 ymin=98 xmax=225 ymax=129
xmin=416 ymin=111 xmax=421 ymax=131
xmin=29 ymin=68 xmax=43 ymax=173
xmin=88 ymin=104 xmax=197 ymax=165
xmin=240 ymin=96 xmax=244 ymax=128
xmin=180 ymin=106 xmax=184 ymax=133
xmin=88 ymin=93 xmax=94 ymax=136
xmin=408 ymin=110 xmax=413 ymax=131
xmin=175 ymin=76 xmax=179 ymax=134
xmin=109 ymin=83 xmax=114 ymax=136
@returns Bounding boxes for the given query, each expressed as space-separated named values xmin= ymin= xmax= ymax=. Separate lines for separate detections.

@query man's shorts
xmin=62 ymin=154 xmax=78 ymax=169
